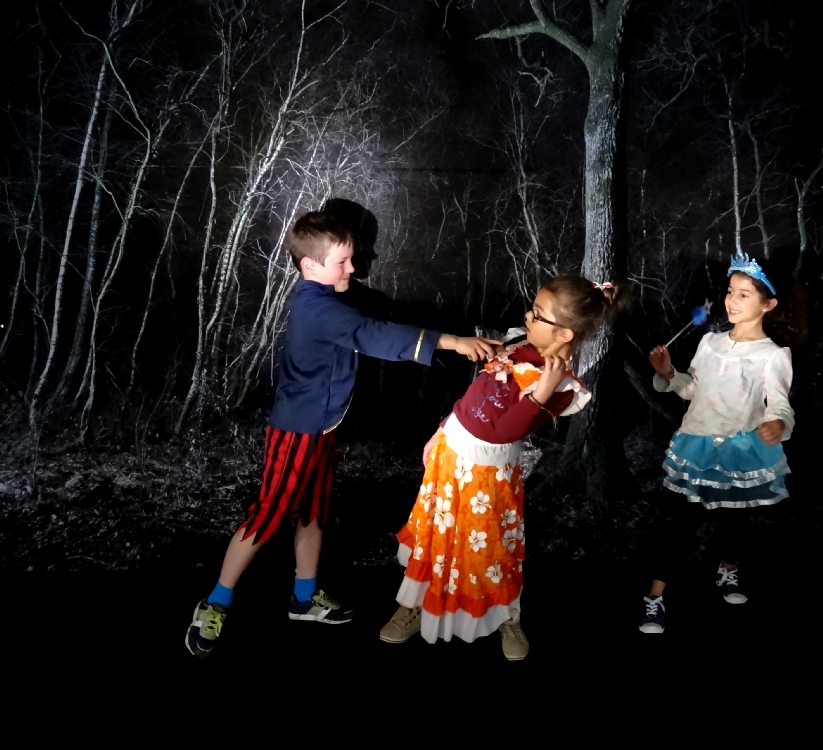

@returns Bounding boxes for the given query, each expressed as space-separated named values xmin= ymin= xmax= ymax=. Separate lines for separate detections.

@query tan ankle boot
xmin=379 ymin=605 xmax=422 ymax=643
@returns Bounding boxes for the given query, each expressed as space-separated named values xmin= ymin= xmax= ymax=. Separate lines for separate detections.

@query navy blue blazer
xmin=268 ymin=280 xmax=440 ymax=434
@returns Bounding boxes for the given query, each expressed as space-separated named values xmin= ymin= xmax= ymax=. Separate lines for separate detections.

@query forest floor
xmin=1 ymin=420 xmax=820 ymax=574
xmin=4 ymin=421 xmax=823 ymax=675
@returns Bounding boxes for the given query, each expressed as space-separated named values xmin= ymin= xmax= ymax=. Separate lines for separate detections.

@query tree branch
xmin=478 ymin=3 xmax=590 ymax=66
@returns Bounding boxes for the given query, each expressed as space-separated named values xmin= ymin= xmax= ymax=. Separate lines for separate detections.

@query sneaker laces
xmin=643 ymin=596 xmax=663 ymax=616
xmin=393 ymin=606 xmax=421 ymax=626
xmin=500 ymin=618 xmax=526 ymax=645
xmin=716 ymin=567 xmax=740 ymax=588
xmin=204 ymin=606 xmax=226 ymax=637
xmin=312 ymin=590 xmax=340 ymax=609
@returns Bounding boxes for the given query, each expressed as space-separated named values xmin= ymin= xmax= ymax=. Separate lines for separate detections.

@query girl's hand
xmin=438 ymin=334 xmax=502 ymax=362
xmin=649 ymin=345 xmax=674 ymax=380
xmin=757 ymin=419 xmax=784 ymax=445
xmin=532 ymin=355 xmax=567 ymax=404
xmin=422 ymin=428 xmax=443 ymax=467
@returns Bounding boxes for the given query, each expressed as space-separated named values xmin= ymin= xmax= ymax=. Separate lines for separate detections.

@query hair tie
xmin=592 ymin=281 xmax=613 ymax=291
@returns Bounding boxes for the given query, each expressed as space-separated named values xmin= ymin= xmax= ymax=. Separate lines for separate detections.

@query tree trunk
xmin=559 ymin=2 xmax=632 ymax=498
xmin=29 ymin=57 xmax=107 ymax=426
xmin=793 ymin=150 xmax=823 ymax=277
xmin=55 ymin=99 xmax=114 ymax=402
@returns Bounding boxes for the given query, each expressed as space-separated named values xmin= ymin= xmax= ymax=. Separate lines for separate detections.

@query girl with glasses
xmin=379 ymin=276 xmax=619 ymax=659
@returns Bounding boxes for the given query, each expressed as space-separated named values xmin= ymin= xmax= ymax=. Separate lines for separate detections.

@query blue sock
xmin=206 ymin=582 xmax=233 ymax=609
xmin=294 ymin=577 xmax=316 ymax=603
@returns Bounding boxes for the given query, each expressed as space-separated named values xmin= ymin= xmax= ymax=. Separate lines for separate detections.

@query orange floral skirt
xmin=395 ymin=419 xmax=524 ymax=644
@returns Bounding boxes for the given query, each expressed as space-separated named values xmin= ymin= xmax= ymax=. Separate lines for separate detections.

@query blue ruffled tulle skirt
xmin=663 ymin=429 xmax=789 ymax=509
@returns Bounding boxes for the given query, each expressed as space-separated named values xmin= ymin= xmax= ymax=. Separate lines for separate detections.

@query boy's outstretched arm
xmin=436 ymin=334 xmax=500 ymax=362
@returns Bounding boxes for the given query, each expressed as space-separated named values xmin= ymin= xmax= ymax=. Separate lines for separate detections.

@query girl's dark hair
xmin=540 ymin=275 xmax=620 ymax=342
xmin=730 ymin=269 xmax=808 ymax=349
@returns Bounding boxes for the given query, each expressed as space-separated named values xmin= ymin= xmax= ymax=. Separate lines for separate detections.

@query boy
xmin=186 ymin=211 xmax=498 ymax=658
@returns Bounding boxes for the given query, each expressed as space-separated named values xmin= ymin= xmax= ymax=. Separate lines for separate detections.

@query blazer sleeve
xmin=320 ymin=296 xmax=440 ymax=365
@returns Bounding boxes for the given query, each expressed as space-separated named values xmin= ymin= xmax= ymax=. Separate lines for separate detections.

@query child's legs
xmin=714 ymin=505 xmax=773 ymax=568
xmin=218 ymin=527 xmax=264 ymax=588
xmin=294 ymin=519 xmax=322 ymax=579
xmin=646 ymin=496 xmax=707 ymax=595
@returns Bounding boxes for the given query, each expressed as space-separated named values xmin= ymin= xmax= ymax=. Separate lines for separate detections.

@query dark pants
xmin=647 ymin=496 xmax=776 ymax=584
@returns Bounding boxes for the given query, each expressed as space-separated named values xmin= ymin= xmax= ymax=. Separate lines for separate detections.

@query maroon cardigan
xmin=446 ymin=344 xmax=575 ymax=444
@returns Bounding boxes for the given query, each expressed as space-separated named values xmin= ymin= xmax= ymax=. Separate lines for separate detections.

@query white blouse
xmin=653 ymin=332 xmax=794 ymax=440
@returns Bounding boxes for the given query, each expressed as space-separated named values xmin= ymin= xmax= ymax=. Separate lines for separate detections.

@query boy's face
xmin=303 ymin=240 xmax=355 ymax=292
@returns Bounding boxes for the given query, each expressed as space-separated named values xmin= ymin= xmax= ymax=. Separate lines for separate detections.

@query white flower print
xmin=468 ymin=529 xmax=488 ymax=552
xmin=495 ymin=463 xmax=514 ymax=483
xmin=444 ymin=482 xmax=453 ymax=500
xmin=470 ymin=574 xmax=477 ymax=585
xmin=419 ymin=482 xmax=435 ymax=512
xmin=470 ymin=491 xmax=491 ymax=515
xmin=434 ymin=497 xmax=455 ymax=534
xmin=448 ymin=567 xmax=459 ymax=594
xmin=454 ymin=457 xmax=474 ymax=490
xmin=501 ymin=509 xmax=517 ymax=527
xmin=486 ymin=563 xmax=503 ymax=584
xmin=433 ymin=554 xmax=446 ymax=578
xmin=502 ymin=529 xmax=519 ymax=552
xmin=413 ymin=545 xmax=424 ymax=561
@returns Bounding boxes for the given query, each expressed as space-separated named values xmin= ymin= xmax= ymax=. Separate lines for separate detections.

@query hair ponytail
xmin=541 ymin=276 xmax=621 ymax=343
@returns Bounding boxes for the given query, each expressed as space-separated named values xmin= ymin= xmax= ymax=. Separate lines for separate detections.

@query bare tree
xmin=794 ymin=150 xmax=823 ymax=277
xmin=479 ymin=0 xmax=633 ymax=497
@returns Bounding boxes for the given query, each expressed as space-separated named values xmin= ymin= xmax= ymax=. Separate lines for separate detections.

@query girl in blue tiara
xmin=639 ymin=250 xmax=796 ymax=633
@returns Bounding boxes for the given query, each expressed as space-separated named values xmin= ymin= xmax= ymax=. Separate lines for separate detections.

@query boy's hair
xmin=540 ymin=275 xmax=620 ymax=342
xmin=285 ymin=211 xmax=351 ymax=271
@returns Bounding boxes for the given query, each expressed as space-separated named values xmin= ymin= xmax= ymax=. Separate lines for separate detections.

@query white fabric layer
xmin=555 ymin=375 xmax=592 ymax=417
xmin=395 ymin=573 xmax=521 ymax=644
xmin=662 ymin=477 xmax=788 ymax=509
xmin=442 ymin=413 xmax=522 ymax=466
xmin=653 ymin=332 xmax=794 ymax=440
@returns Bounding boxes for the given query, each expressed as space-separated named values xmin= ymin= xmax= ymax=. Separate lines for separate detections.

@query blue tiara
xmin=727 ymin=250 xmax=776 ymax=296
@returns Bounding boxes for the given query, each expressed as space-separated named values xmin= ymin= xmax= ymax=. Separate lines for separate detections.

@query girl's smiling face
xmin=726 ymin=273 xmax=776 ymax=326
xmin=524 ymin=289 xmax=574 ymax=355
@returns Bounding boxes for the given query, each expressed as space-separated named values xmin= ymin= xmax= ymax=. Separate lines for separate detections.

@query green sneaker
xmin=288 ymin=589 xmax=353 ymax=624
xmin=185 ymin=600 xmax=228 ymax=658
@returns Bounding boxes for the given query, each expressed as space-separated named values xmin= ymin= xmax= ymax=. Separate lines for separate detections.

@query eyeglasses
xmin=524 ymin=308 xmax=563 ymax=327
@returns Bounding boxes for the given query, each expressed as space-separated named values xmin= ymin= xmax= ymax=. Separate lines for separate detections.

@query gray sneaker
xmin=379 ymin=605 xmax=422 ymax=643
xmin=499 ymin=617 xmax=529 ymax=660
xmin=185 ymin=600 xmax=228 ymax=658
xmin=288 ymin=589 xmax=353 ymax=623
xmin=716 ymin=564 xmax=748 ymax=603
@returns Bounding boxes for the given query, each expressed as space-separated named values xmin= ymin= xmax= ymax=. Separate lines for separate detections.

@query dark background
xmin=1 ymin=2 xmax=822 ymax=661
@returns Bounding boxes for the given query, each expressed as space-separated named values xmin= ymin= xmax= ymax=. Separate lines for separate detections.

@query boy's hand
xmin=438 ymin=334 xmax=501 ymax=362
xmin=757 ymin=419 xmax=784 ymax=445
xmin=532 ymin=355 xmax=567 ymax=404
xmin=649 ymin=345 xmax=674 ymax=380
xmin=422 ymin=428 xmax=443 ymax=467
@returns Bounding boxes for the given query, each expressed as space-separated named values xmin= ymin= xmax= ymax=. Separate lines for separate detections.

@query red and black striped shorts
xmin=238 ymin=427 xmax=338 ymax=545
